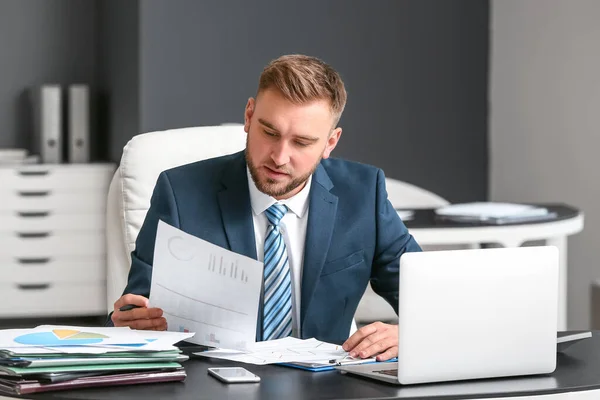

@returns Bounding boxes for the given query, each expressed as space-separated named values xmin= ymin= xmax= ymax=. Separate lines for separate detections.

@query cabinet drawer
xmin=0 ymin=212 xmax=104 ymax=232
xmin=0 ymin=257 xmax=104 ymax=284
xmin=0 ymin=165 xmax=114 ymax=192
xmin=0 ymin=232 xmax=104 ymax=257
xmin=0 ymin=189 xmax=107 ymax=213
xmin=0 ymin=282 xmax=106 ymax=317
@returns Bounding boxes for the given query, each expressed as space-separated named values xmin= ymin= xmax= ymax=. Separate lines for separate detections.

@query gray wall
xmin=490 ymin=0 xmax=600 ymax=329
xmin=137 ymin=0 xmax=489 ymax=202
xmin=399 ymin=0 xmax=489 ymax=202
xmin=0 ymin=0 xmax=98 ymax=154
xmin=97 ymin=0 xmax=140 ymax=162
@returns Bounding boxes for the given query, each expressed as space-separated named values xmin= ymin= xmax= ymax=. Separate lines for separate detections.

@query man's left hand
xmin=342 ymin=322 xmax=398 ymax=361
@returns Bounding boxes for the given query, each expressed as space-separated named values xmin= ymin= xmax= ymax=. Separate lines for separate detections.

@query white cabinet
xmin=0 ymin=164 xmax=114 ymax=317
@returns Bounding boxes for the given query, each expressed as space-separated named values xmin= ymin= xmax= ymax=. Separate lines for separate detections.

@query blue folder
xmin=278 ymin=357 xmax=397 ymax=372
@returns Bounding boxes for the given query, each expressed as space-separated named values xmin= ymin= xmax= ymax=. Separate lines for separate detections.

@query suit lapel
xmin=217 ymin=151 xmax=257 ymax=260
xmin=301 ymin=164 xmax=338 ymax=329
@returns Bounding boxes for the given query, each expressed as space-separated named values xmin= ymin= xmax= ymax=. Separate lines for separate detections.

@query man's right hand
xmin=111 ymin=294 xmax=167 ymax=331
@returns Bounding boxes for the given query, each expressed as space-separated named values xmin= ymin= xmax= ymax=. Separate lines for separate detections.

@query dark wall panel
xmin=98 ymin=0 xmax=140 ymax=162
xmin=402 ymin=0 xmax=489 ymax=202
xmin=138 ymin=0 xmax=489 ymax=202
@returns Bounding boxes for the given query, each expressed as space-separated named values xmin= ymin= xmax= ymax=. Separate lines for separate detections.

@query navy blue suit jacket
xmin=123 ymin=151 xmax=421 ymax=344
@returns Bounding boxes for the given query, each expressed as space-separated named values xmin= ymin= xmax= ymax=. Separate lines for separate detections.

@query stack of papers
xmin=0 ymin=149 xmax=39 ymax=165
xmin=0 ymin=325 xmax=194 ymax=395
xmin=434 ymin=202 xmax=557 ymax=224
xmin=195 ymin=337 xmax=377 ymax=371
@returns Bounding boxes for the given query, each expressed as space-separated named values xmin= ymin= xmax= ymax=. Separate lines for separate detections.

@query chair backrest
xmin=384 ymin=178 xmax=449 ymax=209
xmin=105 ymin=125 xmax=247 ymax=311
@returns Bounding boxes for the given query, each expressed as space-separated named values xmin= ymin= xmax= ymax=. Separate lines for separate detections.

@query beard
xmin=245 ymin=135 xmax=320 ymax=198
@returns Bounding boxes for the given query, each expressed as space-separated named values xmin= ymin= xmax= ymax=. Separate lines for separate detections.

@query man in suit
xmin=111 ymin=54 xmax=421 ymax=361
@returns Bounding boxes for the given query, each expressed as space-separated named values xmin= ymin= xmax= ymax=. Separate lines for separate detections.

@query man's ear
xmin=244 ymin=98 xmax=255 ymax=133
xmin=322 ymin=127 xmax=342 ymax=159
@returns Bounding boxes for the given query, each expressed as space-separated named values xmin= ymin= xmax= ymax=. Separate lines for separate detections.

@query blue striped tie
xmin=262 ymin=204 xmax=293 ymax=341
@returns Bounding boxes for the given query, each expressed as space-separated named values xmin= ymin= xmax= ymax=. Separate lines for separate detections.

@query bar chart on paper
xmin=207 ymin=254 xmax=251 ymax=283
xmin=150 ymin=221 xmax=263 ymax=350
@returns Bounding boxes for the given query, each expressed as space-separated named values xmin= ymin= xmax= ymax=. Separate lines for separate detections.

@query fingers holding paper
xmin=342 ymin=322 xmax=398 ymax=361
xmin=112 ymin=294 xmax=167 ymax=331
xmin=116 ymin=308 xmax=167 ymax=331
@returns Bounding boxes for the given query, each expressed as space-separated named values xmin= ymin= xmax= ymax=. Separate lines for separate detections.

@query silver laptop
xmin=338 ymin=246 xmax=559 ymax=385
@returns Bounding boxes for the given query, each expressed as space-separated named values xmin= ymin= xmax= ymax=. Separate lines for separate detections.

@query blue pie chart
xmin=15 ymin=331 xmax=105 ymax=346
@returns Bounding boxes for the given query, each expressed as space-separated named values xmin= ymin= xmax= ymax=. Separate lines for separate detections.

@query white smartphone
xmin=207 ymin=367 xmax=261 ymax=383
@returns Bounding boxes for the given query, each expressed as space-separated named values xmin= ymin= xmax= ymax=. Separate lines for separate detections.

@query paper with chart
xmin=150 ymin=220 xmax=263 ymax=350
xmin=0 ymin=326 xmax=194 ymax=354
xmin=196 ymin=337 xmax=372 ymax=365
xmin=0 ymin=326 xmax=148 ymax=348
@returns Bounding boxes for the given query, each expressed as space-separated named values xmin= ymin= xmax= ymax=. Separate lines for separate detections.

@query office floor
xmin=0 ymin=316 xmax=107 ymax=329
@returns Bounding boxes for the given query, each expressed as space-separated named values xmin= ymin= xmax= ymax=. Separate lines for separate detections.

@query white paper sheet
xmin=1 ymin=344 xmax=179 ymax=356
xmin=195 ymin=337 xmax=362 ymax=365
xmin=130 ymin=330 xmax=195 ymax=349
xmin=82 ymin=330 xmax=195 ymax=352
xmin=0 ymin=326 xmax=148 ymax=348
xmin=435 ymin=202 xmax=548 ymax=218
xmin=150 ymin=220 xmax=263 ymax=350
xmin=0 ymin=326 xmax=192 ymax=354
xmin=1 ymin=346 xmax=116 ymax=356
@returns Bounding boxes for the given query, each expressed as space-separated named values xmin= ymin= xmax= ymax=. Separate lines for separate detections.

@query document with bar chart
xmin=150 ymin=220 xmax=263 ymax=350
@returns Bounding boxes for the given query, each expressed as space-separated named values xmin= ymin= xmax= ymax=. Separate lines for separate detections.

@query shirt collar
xmin=246 ymin=166 xmax=311 ymax=218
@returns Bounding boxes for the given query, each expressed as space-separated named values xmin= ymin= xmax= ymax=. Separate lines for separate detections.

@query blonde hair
xmin=257 ymin=54 xmax=347 ymax=125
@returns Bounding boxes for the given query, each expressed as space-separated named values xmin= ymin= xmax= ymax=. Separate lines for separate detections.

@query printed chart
xmin=15 ymin=329 xmax=109 ymax=346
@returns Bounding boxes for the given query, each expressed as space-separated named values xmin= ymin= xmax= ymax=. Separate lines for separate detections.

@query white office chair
xmin=353 ymin=177 xmax=450 ymax=324
xmin=105 ymin=125 xmax=248 ymax=311
xmin=384 ymin=178 xmax=449 ymax=210
xmin=106 ymin=125 xmax=359 ymax=335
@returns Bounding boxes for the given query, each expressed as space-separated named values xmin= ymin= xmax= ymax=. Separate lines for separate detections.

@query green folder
xmin=0 ymin=349 xmax=180 ymax=358
xmin=5 ymin=354 xmax=188 ymax=368
xmin=0 ymin=361 xmax=183 ymax=376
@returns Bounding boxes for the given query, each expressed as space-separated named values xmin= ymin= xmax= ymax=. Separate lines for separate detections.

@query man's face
xmin=244 ymin=88 xmax=342 ymax=199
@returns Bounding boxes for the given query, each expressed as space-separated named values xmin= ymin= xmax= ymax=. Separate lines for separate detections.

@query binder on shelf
xmin=68 ymin=84 xmax=90 ymax=163
xmin=31 ymin=85 xmax=63 ymax=164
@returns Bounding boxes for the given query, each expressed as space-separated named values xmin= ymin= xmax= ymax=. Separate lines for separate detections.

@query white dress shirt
xmin=247 ymin=168 xmax=311 ymax=338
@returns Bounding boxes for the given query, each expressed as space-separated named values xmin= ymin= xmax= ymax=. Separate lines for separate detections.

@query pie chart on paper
xmin=14 ymin=329 xmax=109 ymax=346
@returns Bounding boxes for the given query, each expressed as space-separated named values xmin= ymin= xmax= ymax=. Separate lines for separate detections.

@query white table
xmin=404 ymin=204 xmax=584 ymax=331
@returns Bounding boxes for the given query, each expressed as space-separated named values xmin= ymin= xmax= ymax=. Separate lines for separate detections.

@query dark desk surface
xmin=403 ymin=203 xmax=580 ymax=229
xmin=20 ymin=331 xmax=600 ymax=400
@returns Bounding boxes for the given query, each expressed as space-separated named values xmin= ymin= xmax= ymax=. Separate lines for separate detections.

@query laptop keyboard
xmin=375 ymin=368 xmax=398 ymax=376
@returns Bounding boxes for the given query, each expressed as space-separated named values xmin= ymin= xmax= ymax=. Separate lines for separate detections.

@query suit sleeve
xmin=370 ymin=169 xmax=422 ymax=314
xmin=122 ymin=171 xmax=181 ymax=298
